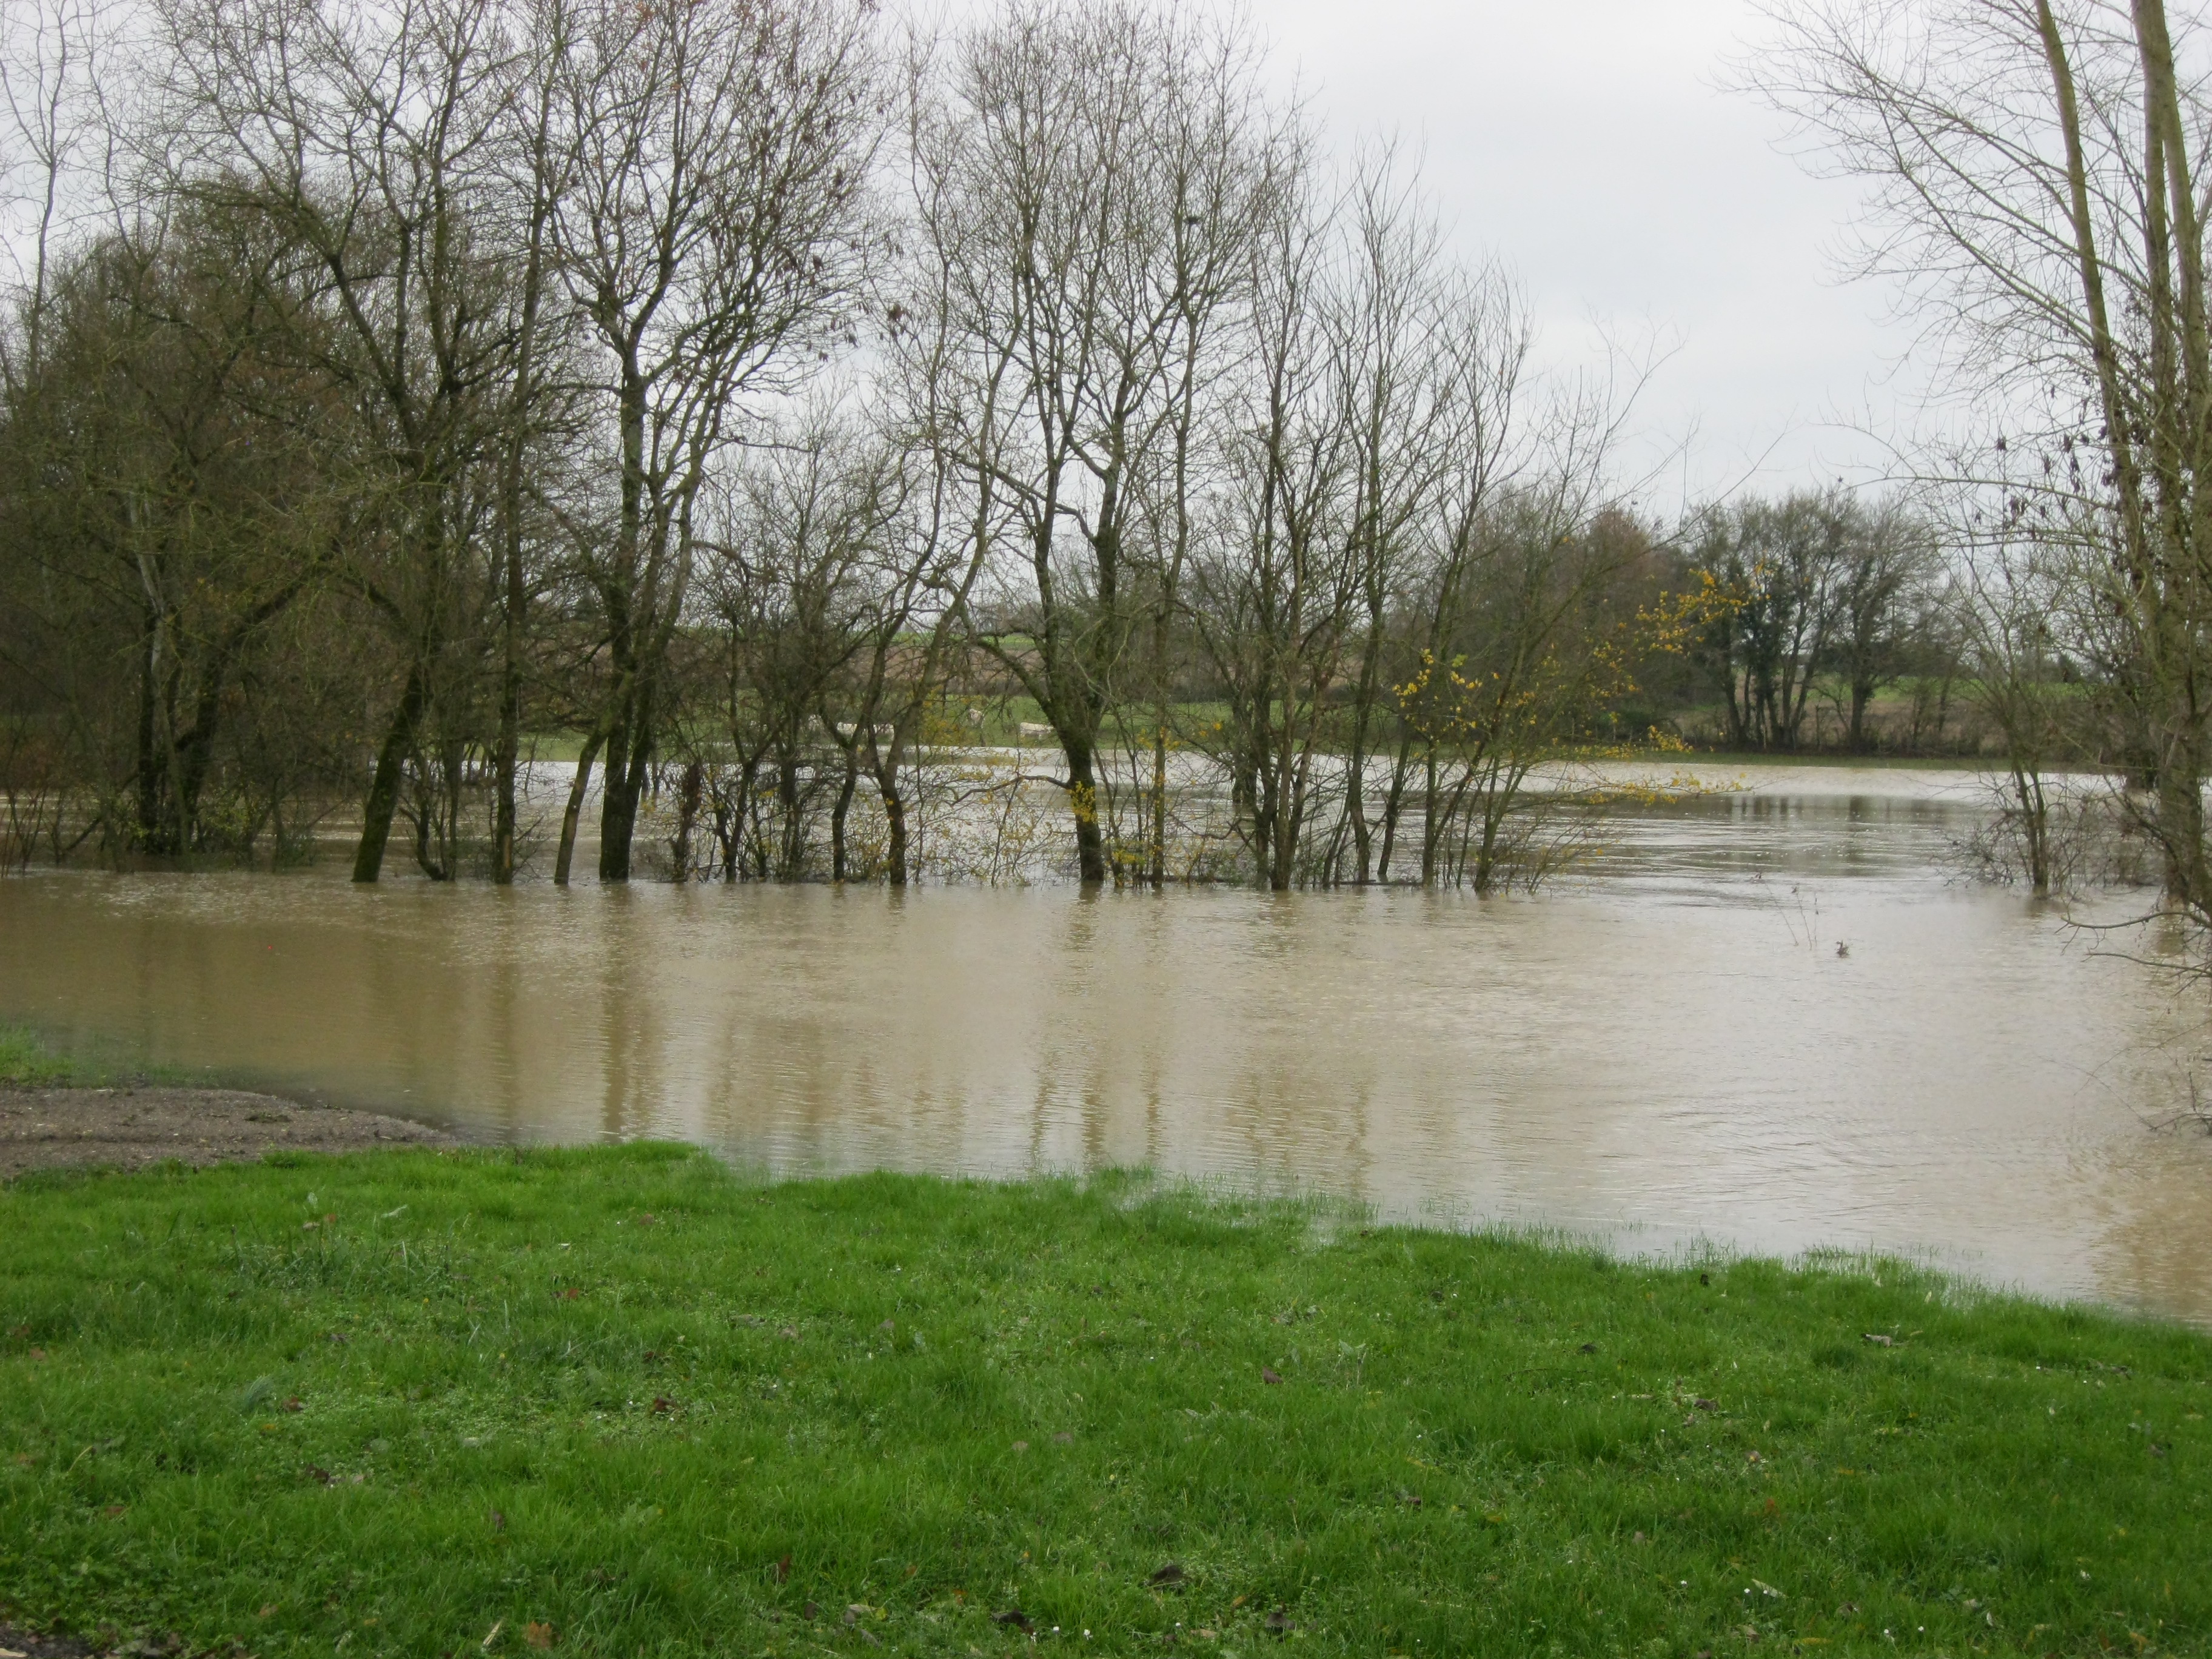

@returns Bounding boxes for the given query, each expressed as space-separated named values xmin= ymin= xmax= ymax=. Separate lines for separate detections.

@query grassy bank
xmin=0 ymin=1026 xmax=223 ymax=1092
xmin=2 ymin=1145 xmax=2207 ymax=1657
xmin=0 ymin=1025 xmax=78 ymax=1085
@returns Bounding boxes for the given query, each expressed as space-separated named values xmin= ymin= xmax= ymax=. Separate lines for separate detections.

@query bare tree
xmin=1 ymin=0 xmax=127 ymax=386
xmin=547 ymin=0 xmax=879 ymax=884
xmin=1187 ymin=165 xmax=1358 ymax=891
xmin=1957 ymin=529 xmax=2081 ymax=892
xmin=484 ymin=0 xmax=577 ymax=883
xmin=906 ymin=0 xmax=1292 ymax=883
xmin=688 ymin=423 xmax=884 ymax=882
xmin=1757 ymin=0 xmax=2212 ymax=917
xmin=164 ymin=0 xmax=523 ymax=882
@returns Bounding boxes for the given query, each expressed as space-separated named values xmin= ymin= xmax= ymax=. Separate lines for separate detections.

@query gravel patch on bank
xmin=0 ymin=1087 xmax=454 ymax=1179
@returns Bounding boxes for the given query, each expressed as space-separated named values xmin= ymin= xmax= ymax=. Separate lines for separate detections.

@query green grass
xmin=0 ymin=1024 xmax=79 ymax=1085
xmin=0 ymin=1025 xmax=224 ymax=1091
xmin=2 ymin=1145 xmax=2207 ymax=1658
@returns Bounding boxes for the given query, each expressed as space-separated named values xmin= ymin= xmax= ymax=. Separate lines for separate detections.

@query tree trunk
xmin=597 ymin=705 xmax=651 ymax=883
xmin=1065 ymin=738 xmax=1107 ymax=884
xmin=1418 ymin=750 xmax=1440 ymax=887
xmin=671 ymin=759 xmax=704 ymax=881
xmin=830 ymin=746 xmax=857 ymax=881
xmin=1149 ymin=724 xmax=1168 ymax=887
xmin=133 ymin=609 xmax=164 ymax=854
xmin=352 ymin=663 xmax=427 ymax=884
xmin=882 ymin=776 xmax=909 ymax=886
xmin=554 ymin=729 xmax=604 ymax=887
xmin=777 ymin=744 xmax=803 ymax=879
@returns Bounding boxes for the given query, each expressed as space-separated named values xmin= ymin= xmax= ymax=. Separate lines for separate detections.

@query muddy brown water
xmin=4 ymin=764 xmax=2210 ymax=1324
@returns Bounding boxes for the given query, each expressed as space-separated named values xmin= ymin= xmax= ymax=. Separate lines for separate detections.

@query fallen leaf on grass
xmin=1578 ymin=1342 xmax=1598 ymax=1354
xmin=1396 ymin=1490 xmax=1423 ymax=1509
xmin=523 ymin=1621 xmax=553 ymax=1650
xmin=281 ymin=1397 xmax=303 ymax=1413
xmin=1692 ymin=1398 xmax=1717 ymax=1411
xmin=27 ymin=1350 xmax=45 ymax=1362
xmin=773 ymin=1554 xmax=791 ymax=1584
xmin=1053 ymin=1431 xmax=1074 ymax=1444
xmin=257 ymin=1607 xmax=276 ymax=1620
xmin=303 ymin=1466 xmax=334 ymax=1486
xmin=1862 ymin=1333 xmax=1893 ymax=1347
xmin=490 ymin=1510 xmax=506 ymax=1532
xmin=1261 ymin=1366 xmax=1282 ymax=1386
xmin=1147 ymin=1563 xmax=1187 ymax=1589
xmin=649 ymin=1397 xmax=675 ymax=1415
xmin=992 ymin=1610 xmax=1032 ymax=1631
xmin=801 ymin=1603 xmax=817 ymax=1621
xmin=1011 ymin=1441 xmax=1029 ymax=1453
xmin=778 ymin=1327 xmax=798 ymax=1341
xmin=1264 ymin=1607 xmax=1295 ymax=1635
xmin=102 ymin=1504 xmax=126 ymax=1518
xmin=479 ymin=1620 xmax=503 ymax=1651
xmin=557 ymin=1289 xmax=581 ymax=1301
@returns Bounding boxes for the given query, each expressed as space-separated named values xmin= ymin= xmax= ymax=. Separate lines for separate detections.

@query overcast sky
xmin=1244 ymin=0 xmax=1928 ymax=511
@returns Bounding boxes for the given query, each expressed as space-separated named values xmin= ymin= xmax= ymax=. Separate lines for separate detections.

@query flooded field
xmin=4 ymin=763 xmax=2211 ymax=1324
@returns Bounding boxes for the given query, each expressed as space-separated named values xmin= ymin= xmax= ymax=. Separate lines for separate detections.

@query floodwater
xmin=4 ymin=763 xmax=2211 ymax=1325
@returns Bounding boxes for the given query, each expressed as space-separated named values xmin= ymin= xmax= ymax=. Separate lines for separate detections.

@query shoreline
xmin=0 ymin=1085 xmax=455 ymax=1180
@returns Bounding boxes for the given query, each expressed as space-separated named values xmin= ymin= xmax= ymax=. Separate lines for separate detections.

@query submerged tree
xmin=1759 ymin=0 xmax=2212 ymax=921
xmin=901 ymin=0 xmax=1295 ymax=883
xmin=549 ymin=0 xmax=880 ymax=884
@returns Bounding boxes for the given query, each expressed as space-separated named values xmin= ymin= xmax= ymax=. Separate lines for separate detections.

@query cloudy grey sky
xmin=1247 ymin=0 xmax=1928 ymax=509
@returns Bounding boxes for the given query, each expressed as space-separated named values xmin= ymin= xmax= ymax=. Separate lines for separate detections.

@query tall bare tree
xmin=164 ymin=0 xmax=523 ymax=882
xmin=1758 ymin=0 xmax=2212 ymax=915
xmin=548 ymin=0 xmax=879 ymax=884
xmin=905 ymin=0 xmax=1292 ymax=882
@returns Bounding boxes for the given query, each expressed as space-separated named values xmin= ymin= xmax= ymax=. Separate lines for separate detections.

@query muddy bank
xmin=0 ymin=1086 xmax=454 ymax=1179
xmin=0 ymin=1620 xmax=100 ymax=1657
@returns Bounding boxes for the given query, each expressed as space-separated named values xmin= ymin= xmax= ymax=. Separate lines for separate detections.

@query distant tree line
xmin=0 ymin=0 xmax=2109 ymax=892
